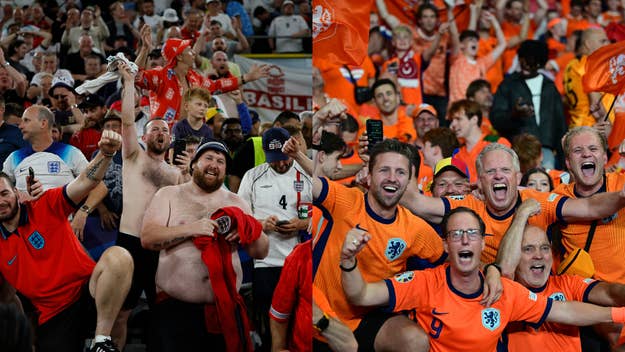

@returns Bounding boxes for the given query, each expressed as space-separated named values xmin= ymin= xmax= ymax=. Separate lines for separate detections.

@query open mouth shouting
xmin=580 ymin=161 xmax=596 ymax=178
xmin=458 ymin=250 xmax=474 ymax=264
xmin=530 ymin=263 xmax=545 ymax=274
xmin=492 ymin=183 xmax=507 ymax=198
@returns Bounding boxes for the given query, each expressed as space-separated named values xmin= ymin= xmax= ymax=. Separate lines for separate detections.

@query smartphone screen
xmin=172 ymin=139 xmax=186 ymax=165
xmin=366 ymin=119 xmax=383 ymax=152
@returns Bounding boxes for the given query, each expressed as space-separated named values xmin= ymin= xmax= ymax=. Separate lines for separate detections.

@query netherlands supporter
xmin=340 ymin=206 xmax=625 ymax=352
xmin=448 ymin=99 xmax=510 ymax=184
xmin=401 ymin=143 xmax=625 ymax=264
xmin=312 ymin=138 xmax=502 ymax=351
xmin=497 ymin=211 xmax=625 ymax=350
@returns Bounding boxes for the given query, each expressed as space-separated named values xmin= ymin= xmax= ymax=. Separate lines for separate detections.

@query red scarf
xmin=193 ymin=206 xmax=262 ymax=352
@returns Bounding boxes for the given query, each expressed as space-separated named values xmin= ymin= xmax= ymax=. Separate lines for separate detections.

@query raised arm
xmin=486 ymin=12 xmax=507 ymax=61
xmin=118 ymin=62 xmax=141 ymax=159
xmin=495 ymin=199 xmax=541 ymax=278
xmin=135 ymin=24 xmax=153 ymax=70
xmin=341 ymin=227 xmax=390 ymax=307
xmin=232 ymin=17 xmax=249 ymax=53
xmin=65 ymin=130 xmax=121 ymax=205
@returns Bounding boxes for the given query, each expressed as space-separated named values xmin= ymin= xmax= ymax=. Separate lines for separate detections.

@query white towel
xmin=75 ymin=53 xmax=138 ymax=95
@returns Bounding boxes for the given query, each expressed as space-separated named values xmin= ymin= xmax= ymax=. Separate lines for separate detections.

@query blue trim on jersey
xmin=528 ymin=279 xmax=549 ymax=293
xmin=364 ymin=193 xmax=397 ymax=224
xmin=383 ymin=279 xmax=396 ymax=312
xmin=312 ymin=204 xmax=334 ymax=279
xmin=446 ymin=265 xmax=484 ymax=299
xmin=527 ymin=297 xmax=553 ymax=329
xmin=583 ymin=280 xmax=601 ymax=302
xmin=314 ymin=177 xmax=329 ymax=205
xmin=555 ymin=196 xmax=569 ymax=223
xmin=12 ymin=142 xmax=77 ymax=166
xmin=441 ymin=197 xmax=450 ymax=214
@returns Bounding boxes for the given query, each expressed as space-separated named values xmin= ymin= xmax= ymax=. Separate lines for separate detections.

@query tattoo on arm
xmin=151 ymin=236 xmax=189 ymax=250
xmin=86 ymin=157 xmax=107 ymax=181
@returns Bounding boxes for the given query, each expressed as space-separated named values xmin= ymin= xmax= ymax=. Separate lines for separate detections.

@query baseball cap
xmin=78 ymin=94 xmax=105 ymax=109
xmin=262 ymin=127 xmax=290 ymax=163
xmin=162 ymin=8 xmax=179 ymax=23
xmin=414 ymin=103 xmax=437 ymax=119
xmin=48 ymin=75 xmax=75 ymax=96
xmin=162 ymin=38 xmax=192 ymax=66
xmin=433 ymin=156 xmax=469 ymax=180
xmin=282 ymin=0 xmax=295 ymax=7
xmin=190 ymin=140 xmax=232 ymax=172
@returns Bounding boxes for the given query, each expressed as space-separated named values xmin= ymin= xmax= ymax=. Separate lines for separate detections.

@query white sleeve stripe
xmin=269 ymin=306 xmax=290 ymax=320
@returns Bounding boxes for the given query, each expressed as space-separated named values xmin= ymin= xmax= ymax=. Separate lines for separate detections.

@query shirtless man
xmin=141 ymin=140 xmax=269 ymax=351
xmin=114 ymin=63 xmax=185 ymax=349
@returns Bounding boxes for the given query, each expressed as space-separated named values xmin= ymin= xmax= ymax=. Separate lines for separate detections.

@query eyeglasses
xmin=446 ymin=228 xmax=482 ymax=242
xmin=53 ymin=95 xmax=67 ymax=100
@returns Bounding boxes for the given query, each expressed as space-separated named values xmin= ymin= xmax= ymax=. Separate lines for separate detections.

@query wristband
xmin=484 ymin=263 xmax=502 ymax=275
xmin=101 ymin=151 xmax=116 ymax=158
xmin=340 ymin=258 xmax=357 ymax=272
xmin=313 ymin=313 xmax=330 ymax=333
xmin=241 ymin=75 xmax=246 ymax=85
xmin=611 ymin=307 xmax=625 ymax=323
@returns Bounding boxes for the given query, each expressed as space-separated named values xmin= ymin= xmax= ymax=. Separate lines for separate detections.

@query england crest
xmin=481 ymin=308 xmax=500 ymax=331
xmin=293 ymin=180 xmax=304 ymax=192
xmin=28 ymin=231 xmax=45 ymax=250
xmin=385 ymin=238 xmax=406 ymax=261
xmin=215 ymin=215 xmax=232 ymax=235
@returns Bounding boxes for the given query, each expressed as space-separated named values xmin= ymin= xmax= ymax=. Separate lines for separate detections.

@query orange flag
xmin=582 ymin=41 xmax=625 ymax=95
xmin=313 ymin=0 xmax=373 ymax=67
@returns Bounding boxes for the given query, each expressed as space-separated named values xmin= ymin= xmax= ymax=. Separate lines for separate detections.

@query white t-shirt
xmin=267 ymin=15 xmax=309 ymax=53
xmin=525 ymin=74 xmax=544 ymax=125
xmin=237 ymin=161 xmax=312 ymax=268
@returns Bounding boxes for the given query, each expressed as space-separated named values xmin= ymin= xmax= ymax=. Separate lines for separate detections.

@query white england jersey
xmin=237 ymin=161 xmax=312 ymax=268
xmin=3 ymin=142 xmax=88 ymax=192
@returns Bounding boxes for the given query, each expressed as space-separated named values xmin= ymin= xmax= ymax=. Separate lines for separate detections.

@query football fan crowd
xmin=311 ymin=0 xmax=625 ymax=351
xmin=0 ymin=0 xmax=315 ymax=352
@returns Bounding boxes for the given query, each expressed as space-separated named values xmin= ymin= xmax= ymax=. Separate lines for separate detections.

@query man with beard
xmin=140 ymin=140 xmax=269 ymax=351
xmin=0 ymin=128 xmax=133 ymax=352
xmin=340 ymin=207 xmax=625 ymax=351
xmin=113 ymin=63 xmax=185 ymax=350
xmin=400 ymin=143 xmax=625 ymax=265
xmin=313 ymin=139 xmax=505 ymax=351
xmin=237 ymin=126 xmax=312 ymax=350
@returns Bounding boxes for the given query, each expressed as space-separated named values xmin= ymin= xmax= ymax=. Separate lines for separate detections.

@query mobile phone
xmin=366 ymin=119 xmax=383 ymax=152
xmin=276 ymin=220 xmax=289 ymax=226
xmin=172 ymin=138 xmax=186 ymax=165
xmin=28 ymin=167 xmax=35 ymax=187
